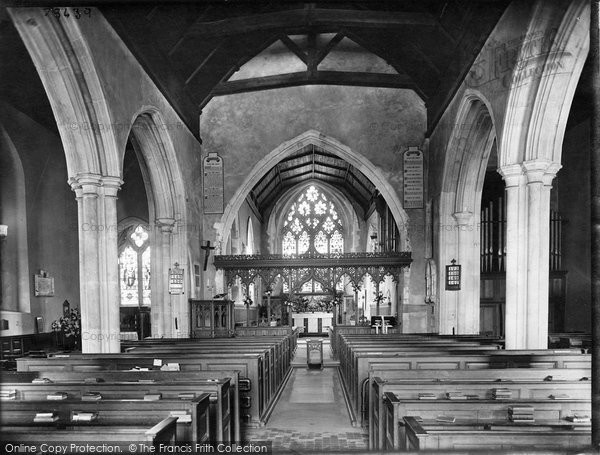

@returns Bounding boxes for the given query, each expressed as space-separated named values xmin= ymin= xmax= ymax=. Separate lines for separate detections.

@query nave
xmin=1 ymin=329 xmax=595 ymax=454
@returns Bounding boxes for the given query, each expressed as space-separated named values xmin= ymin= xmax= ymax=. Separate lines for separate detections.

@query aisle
xmin=244 ymin=340 xmax=368 ymax=452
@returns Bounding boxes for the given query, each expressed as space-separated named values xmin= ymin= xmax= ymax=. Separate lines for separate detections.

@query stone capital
xmin=497 ymin=164 xmax=524 ymax=188
xmin=156 ymin=218 xmax=176 ymax=234
xmin=522 ymin=159 xmax=553 ymax=184
xmin=453 ymin=211 xmax=473 ymax=225
xmin=100 ymin=176 xmax=124 ymax=197
xmin=69 ymin=173 xmax=103 ymax=197
xmin=542 ymin=162 xmax=562 ymax=186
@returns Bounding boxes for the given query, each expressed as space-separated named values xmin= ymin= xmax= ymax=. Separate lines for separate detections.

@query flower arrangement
xmin=51 ymin=308 xmax=81 ymax=350
xmin=51 ymin=307 xmax=81 ymax=339
xmin=243 ymin=295 xmax=253 ymax=306
xmin=287 ymin=296 xmax=338 ymax=313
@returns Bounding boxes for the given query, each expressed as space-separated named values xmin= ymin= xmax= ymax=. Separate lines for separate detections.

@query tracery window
xmin=282 ymin=185 xmax=344 ymax=255
xmin=119 ymin=225 xmax=151 ymax=307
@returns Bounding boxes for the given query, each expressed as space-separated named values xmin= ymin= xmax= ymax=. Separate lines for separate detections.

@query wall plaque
xmin=403 ymin=147 xmax=424 ymax=209
xmin=169 ymin=263 xmax=185 ymax=295
xmin=203 ymin=152 xmax=224 ymax=214
xmin=34 ymin=270 xmax=54 ymax=297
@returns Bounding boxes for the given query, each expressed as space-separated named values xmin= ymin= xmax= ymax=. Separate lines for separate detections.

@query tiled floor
xmin=244 ymin=340 xmax=368 ymax=453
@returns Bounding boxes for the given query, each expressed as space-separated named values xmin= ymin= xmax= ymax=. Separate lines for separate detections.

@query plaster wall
xmin=0 ymin=102 xmax=79 ymax=334
xmin=200 ymin=85 xmax=429 ymax=324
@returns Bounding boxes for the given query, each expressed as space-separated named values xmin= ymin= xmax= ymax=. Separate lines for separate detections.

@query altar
xmin=292 ymin=312 xmax=333 ymax=335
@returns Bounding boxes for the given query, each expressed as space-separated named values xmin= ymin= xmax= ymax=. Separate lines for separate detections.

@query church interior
xmin=1 ymin=0 xmax=599 ymax=452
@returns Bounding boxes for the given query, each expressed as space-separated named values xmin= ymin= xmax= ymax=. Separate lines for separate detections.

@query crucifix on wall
xmin=201 ymin=241 xmax=215 ymax=271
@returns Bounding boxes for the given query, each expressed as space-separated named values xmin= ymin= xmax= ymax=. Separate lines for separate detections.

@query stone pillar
xmin=498 ymin=165 xmax=528 ymax=349
xmin=70 ymin=174 xmax=122 ymax=353
xmin=453 ymin=211 xmax=479 ymax=334
xmin=500 ymin=161 xmax=559 ymax=349
xmin=523 ymin=160 xmax=560 ymax=349
xmin=152 ymin=218 xmax=175 ymax=338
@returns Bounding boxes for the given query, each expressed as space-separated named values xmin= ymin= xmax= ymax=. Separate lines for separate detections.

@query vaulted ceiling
xmin=100 ymin=1 xmax=512 ymax=138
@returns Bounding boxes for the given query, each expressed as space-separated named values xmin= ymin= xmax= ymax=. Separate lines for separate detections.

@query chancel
xmin=0 ymin=0 xmax=599 ymax=452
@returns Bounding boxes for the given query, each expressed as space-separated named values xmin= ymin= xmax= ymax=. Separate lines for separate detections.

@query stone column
xmin=70 ymin=174 xmax=122 ymax=353
xmin=152 ymin=218 xmax=175 ymax=338
xmin=498 ymin=165 xmax=528 ymax=349
xmin=453 ymin=211 xmax=479 ymax=334
xmin=523 ymin=160 xmax=560 ymax=349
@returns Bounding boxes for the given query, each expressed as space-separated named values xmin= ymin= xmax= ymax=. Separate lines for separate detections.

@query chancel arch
xmin=217 ymin=130 xmax=410 ymax=254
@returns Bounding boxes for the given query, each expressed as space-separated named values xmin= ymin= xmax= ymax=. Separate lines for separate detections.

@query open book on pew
xmin=1 ymin=389 xmax=17 ymax=400
xmin=446 ymin=392 xmax=466 ymax=400
xmin=34 ymin=412 xmax=59 ymax=422
xmin=418 ymin=392 xmax=437 ymax=400
xmin=169 ymin=410 xmax=192 ymax=423
xmin=436 ymin=415 xmax=456 ymax=423
xmin=144 ymin=393 xmax=162 ymax=401
xmin=130 ymin=366 xmax=150 ymax=371
xmin=71 ymin=412 xmax=98 ymax=422
xmin=178 ymin=392 xmax=195 ymax=400
xmin=32 ymin=378 xmax=53 ymax=384
xmin=82 ymin=391 xmax=102 ymax=401
xmin=549 ymin=393 xmax=571 ymax=400
xmin=565 ymin=414 xmax=590 ymax=423
xmin=46 ymin=392 xmax=68 ymax=400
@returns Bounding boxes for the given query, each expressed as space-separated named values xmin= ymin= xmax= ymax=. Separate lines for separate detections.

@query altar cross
xmin=201 ymin=241 xmax=215 ymax=271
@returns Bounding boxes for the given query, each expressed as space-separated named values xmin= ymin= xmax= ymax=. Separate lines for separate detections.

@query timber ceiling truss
xmin=213 ymin=251 xmax=412 ymax=293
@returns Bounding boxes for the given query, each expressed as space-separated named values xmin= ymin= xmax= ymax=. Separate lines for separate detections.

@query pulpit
xmin=189 ymin=299 xmax=234 ymax=338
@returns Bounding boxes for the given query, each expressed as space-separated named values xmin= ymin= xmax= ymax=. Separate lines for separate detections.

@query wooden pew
xmin=383 ymin=395 xmax=590 ymax=450
xmin=1 ymin=379 xmax=231 ymax=441
xmin=0 ymin=416 xmax=178 ymax=446
xmin=125 ymin=339 xmax=289 ymax=400
xmin=371 ymin=377 xmax=591 ymax=450
xmin=1 ymin=394 xmax=210 ymax=443
xmin=403 ymin=416 xmax=591 ymax=450
xmin=347 ymin=349 xmax=590 ymax=422
xmin=9 ymin=369 xmax=242 ymax=441
xmin=368 ymin=366 xmax=591 ymax=448
xmin=17 ymin=351 xmax=272 ymax=427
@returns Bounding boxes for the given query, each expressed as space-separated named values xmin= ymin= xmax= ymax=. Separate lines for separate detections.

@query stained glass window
xmin=118 ymin=225 xmax=151 ymax=307
xmin=282 ymin=185 xmax=344 ymax=255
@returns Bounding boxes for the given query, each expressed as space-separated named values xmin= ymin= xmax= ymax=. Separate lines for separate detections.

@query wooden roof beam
xmin=212 ymin=71 xmax=420 ymax=97
xmin=279 ymin=34 xmax=308 ymax=66
xmin=186 ymin=9 xmax=436 ymax=38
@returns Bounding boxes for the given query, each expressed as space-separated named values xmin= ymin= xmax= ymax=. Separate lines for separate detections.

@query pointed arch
xmin=8 ymin=8 xmax=120 ymax=178
xmin=218 ymin=130 xmax=409 ymax=252
xmin=124 ymin=110 xmax=189 ymax=337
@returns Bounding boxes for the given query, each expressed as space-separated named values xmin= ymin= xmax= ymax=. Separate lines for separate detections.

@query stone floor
xmin=244 ymin=339 xmax=368 ymax=453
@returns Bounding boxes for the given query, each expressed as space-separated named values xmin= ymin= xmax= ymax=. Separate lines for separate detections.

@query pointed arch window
xmin=282 ymin=185 xmax=344 ymax=255
xmin=119 ymin=225 xmax=151 ymax=307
